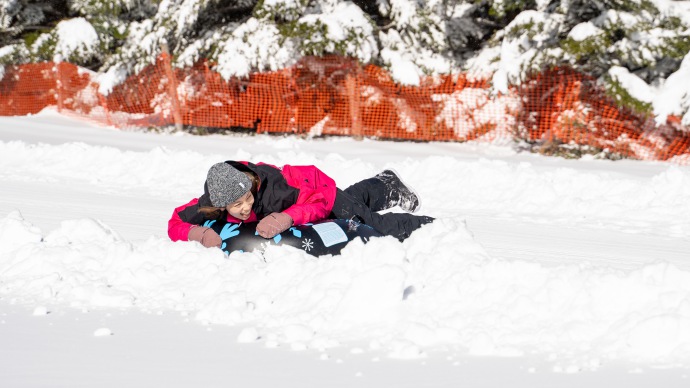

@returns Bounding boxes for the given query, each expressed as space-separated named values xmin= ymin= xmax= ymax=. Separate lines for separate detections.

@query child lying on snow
xmin=168 ymin=161 xmax=433 ymax=248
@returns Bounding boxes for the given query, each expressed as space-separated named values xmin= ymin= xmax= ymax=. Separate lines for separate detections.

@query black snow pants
xmin=329 ymin=176 xmax=433 ymax=241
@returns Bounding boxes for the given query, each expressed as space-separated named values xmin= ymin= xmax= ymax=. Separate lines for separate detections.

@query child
xmin=168 ymin=161 xmax=433 ymax=248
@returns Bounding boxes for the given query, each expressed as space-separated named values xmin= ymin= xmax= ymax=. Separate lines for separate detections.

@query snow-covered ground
xmin=1 ymin=110 xmax=690 ymax=387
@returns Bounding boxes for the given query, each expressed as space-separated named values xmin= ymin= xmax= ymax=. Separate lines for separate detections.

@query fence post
xmin=345 ymin=73 xmax=362 ymax=140
xmin=55 ymin=62 xmax=64 ymax=113
xmin=98 ymin=92 xmax=113 ymax=127
xmin=160 ymin=43 xmax=184 ymax=131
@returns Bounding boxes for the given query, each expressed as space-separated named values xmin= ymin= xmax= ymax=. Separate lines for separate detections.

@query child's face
xmin=225 ymin=191 xmax=254 ymax=220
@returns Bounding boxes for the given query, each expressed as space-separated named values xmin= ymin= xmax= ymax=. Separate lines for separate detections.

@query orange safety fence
xmin=1 ymin=54 xmax=689 ymax=163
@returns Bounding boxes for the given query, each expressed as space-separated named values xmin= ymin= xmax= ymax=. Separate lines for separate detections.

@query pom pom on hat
xmin=206 ymin=162 xmax=252 ymax=207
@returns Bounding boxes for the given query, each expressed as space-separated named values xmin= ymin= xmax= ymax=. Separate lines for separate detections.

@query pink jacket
xmin=168 ymin=162 xmax=337 ymax=241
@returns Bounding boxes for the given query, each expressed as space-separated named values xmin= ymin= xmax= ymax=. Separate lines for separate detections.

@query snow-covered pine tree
xmin=0 ymin=0 xmax=158 ymax=69
xmin=1 ymin=0 xmax=689 ymax=122
xmin=472 ymin=0 xmax=690 ymax=117
xmin=1 ymin=0 xmax=66 ymax=66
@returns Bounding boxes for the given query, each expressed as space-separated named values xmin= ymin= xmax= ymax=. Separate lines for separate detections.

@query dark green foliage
xmin=0 ymin=0 xmax=688 ymax=123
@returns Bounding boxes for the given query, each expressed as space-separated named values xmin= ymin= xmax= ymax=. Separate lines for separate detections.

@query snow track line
xmin=467 ymin=217 xmax=690 ymax=270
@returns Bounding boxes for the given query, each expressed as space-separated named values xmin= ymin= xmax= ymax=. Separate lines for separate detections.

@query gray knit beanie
xmin=206 ymin=162 xmax=252 ymax=207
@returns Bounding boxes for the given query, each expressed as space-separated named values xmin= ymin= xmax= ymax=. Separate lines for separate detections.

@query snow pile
xmin=2 ymin=135 xmax=690 ymax=368
xmin=1 ymin=140 xmax=689 ymax=239
xmin=2 ymin=211 xmax=690 ymax=367
xmin=399 ymin=156 xmax=690 ymax=239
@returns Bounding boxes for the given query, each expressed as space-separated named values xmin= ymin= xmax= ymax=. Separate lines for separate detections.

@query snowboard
xmin=202 ymin=218 xmax=382 ymax=256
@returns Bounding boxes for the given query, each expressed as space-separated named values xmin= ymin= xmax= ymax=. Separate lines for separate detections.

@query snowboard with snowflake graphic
xmin=202 ymin=219 xmax=382 ymax=256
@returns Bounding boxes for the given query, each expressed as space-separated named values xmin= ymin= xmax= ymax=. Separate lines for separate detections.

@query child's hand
xmin=188 ymin=226 xmax=222 ymax=248
xmin=256 ymin=212 xmax=293 ymax=238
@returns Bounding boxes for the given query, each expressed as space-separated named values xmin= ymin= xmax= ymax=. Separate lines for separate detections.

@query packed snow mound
xmin=2 ymin=129 xmax=690 ymax=370
xmin=2 ymin=212 xmax=690 ymax=367
xmin=0 ymin=211 xmax=42 ymax=254
xmin=2 ymin=140 xmax=689 ymax=239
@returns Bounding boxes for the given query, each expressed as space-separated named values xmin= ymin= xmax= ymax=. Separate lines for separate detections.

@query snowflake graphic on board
xmin=301 ymin=238 xmax=314 ymax=252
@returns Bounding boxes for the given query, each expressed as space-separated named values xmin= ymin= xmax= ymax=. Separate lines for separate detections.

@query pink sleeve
xmin=281 ymin=165 xmax=337 ymax=225
xmin=283 ymin=199 xmax=332 ymax=226
xmin=168 ymin=198 xmax=199 ymax=242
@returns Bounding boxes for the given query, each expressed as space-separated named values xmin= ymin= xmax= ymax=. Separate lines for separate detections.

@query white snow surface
xmin=654 ymin=52 xmax=690 ymax=125
xmin=1 ymin=110 xmax=690 ymax=386
xmin=568 ymin=22 xmax=602 ymax=42
xmin=608 ymin=66 xmax=654 ymax=103
xmin=52 ymin=17 xmax=100 ymax=62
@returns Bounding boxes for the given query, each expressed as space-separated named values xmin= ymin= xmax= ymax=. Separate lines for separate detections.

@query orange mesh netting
xmin=1 ymin=55 xmax=689 ymax=163
xmin=515 ymin=67 xmax=690 ymax=161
